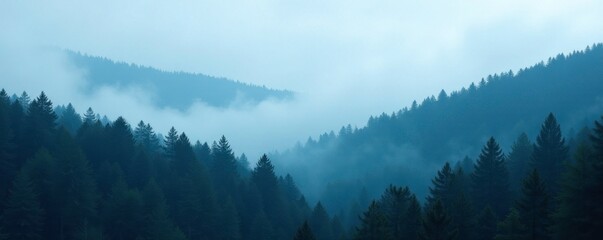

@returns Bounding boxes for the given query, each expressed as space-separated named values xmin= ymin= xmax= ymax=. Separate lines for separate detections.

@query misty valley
xmin=1 ymin=43 xmax=603 ymax=240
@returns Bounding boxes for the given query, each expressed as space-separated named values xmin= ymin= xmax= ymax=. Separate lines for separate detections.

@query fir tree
xmin=495 ymin=209 xmax=523 ymax=240
xmin=310 ymin=202 xmax=333 ymax=240
xmin=531 ymin=113 xmax=568 ymax=194
xmin=294 ymin=221 xmax=316 ymax=240
xmin=507 ymin=133 xmax=533 ymax=196
xmin=1 ymin=171 xmax=44 ymax=240
xmin=471 ymin=137 xmax=510 ymax=217
xmin=516 ymin=169 xmax=551 ymax=240
xmin=355 ymin=201 xmax=391 ymax=240
xmin=211 ymin=136 xmax=239 ymax=199
xmin=57 ymin=103 xmax=82 ymax=135
xmin=475 ymin=206 xmax=497 ymax=240
xmin=419 ymin=199 xmax=457 ymax=240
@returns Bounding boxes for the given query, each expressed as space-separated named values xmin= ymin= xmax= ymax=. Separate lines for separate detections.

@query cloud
xmin=1 ymin=0 xmax=603 ymax=160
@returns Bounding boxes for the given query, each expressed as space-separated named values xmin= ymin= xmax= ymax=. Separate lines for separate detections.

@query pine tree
xmin=471 ymin=137 xmax=510 ymax=217
xmin=553 ymin=120 xmax=603 ymax=239
xmin=404 ymin=194 xmax=422 ymax=240
xmin=57 ymin=103 xmax=82 ymax=135
xmin=251 ymin=154 xmax=283 ymax=228
xmin=294 ymin=221 xmax=316 ymax=240
xmin=426 ymin=162 xmax=456 ymax=210
xmin=310 ymin=202 xmax=333 ymax=240
xmin=142 ymin=179 xmax=187 ymax=240
xmin=102 ymin=180 xmax=144 ymax=240
xmin=531 ymin=113 xmax=568 ymax=194
xmin=1 ymin=171 xmax=44 ymax=240
xmin=82 ymin=107 xmax=96 ymax=124
xmin=355 ymin=201 xmax=391 ymax=240
xmin=0 ymin=89 xmax=15 ymax=203
xmin=495 ymin=209 xmax=523 ymax=240
xmin=419 ymin=199 xmax=457 ymax=240
xmin=22 ymin=92 xmax=57 ymax=160
xmin=475 ymin=206 xmax=497 ymax=240
xmin=516 ymin=169 xmax=551 ymax=240
xmin=163 ymin=127 xmax=179 ymax=160
xmin=168 ymin=133 xmax=216 ymax=239
xmin=507 ymin=133 xmax=533 ymax=196
xmin=211 ymin=136 xmax=239 ymax=199
xmin=53 ymin=129 xmax=98 ymax=240
xmin=378 ymin=185 xmax=411 ymax=239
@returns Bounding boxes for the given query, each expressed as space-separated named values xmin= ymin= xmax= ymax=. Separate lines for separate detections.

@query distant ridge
xmin=65 ymin=50 xmax=294 ymax=110
xmin=275 ymin=43 xmax=603 ymax=214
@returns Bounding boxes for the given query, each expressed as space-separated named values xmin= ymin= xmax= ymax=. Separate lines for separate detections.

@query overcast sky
xmin=1 ymin=0 xmax=603 ymax=158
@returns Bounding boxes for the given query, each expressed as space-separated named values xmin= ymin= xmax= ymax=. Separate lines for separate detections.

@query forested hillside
xmin=2 ymin=90 xmax=602 ymax=240
xmin=66 ymin=51 xmax=294 ymax=110
xmin=275 ymin=44 xmax=603 ymax=223
xmin=0 ymin=90 xmax=317 ymax=240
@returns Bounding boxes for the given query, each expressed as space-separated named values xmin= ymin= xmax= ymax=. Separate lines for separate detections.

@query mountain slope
xmin=66 ymin=51 xmax=293 ymax=110
xmin=275 ymin=43 xmax=603 ymax=216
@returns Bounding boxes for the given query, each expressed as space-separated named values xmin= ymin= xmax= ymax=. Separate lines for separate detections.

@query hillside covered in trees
xmin=274 ymin=44 xmax=603 ymax=224
xmin=0 ymin=90 xmax=313 ymax=239
xmin=2 ymin=89 xmax=603 ymax=240
xmin=66 ymin=50 xmax=294 ymax=110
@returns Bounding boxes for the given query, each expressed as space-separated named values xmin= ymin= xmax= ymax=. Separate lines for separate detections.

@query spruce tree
xmin=355 ymin=201 xmax=391 ymax=240
xmin=294 ymin=221 xmax=316 ymax=240
xmin=1 ymin=171 xmax=44 ymax=240
xmin=211 ymin=136 xmax=239 ymax=199
xmin=471 ymin=137 xmax=510 ymax=217
xmin=516 ymin=169 xmax=551 ymax=240
xmin=419 ymin=199 xmax=457 ymax=240
xmin=310 ymin=202 xmax=334 ymax=240
xmin=378 ymin=185 xmax=411 ymax=239
xmin=553 ymin=133 xmax=602 ymax=239
xmin=426 ymin=162 xmax=455 ymax=210
xmin=57 ymin=103 xmax=82 ymax=135
xmin=531 ymin=113 xmax=568 ymax=194
xmin=475 ymin=206 xmax=497 ymax=240
xmin=495 ymin=209 xmax=523 ymax=240
xmin=22 ymin=92 xmax=57 ymax=160
xmin=507 ymin=133 xmax=533 ymax=196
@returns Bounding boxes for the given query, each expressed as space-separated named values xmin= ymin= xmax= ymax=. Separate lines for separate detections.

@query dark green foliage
xmin=495 ymin=209 xmax=523 ymax=240
xmin=102 ymin=180 xmax=144 ymax=240
xmin=471 ymin=137 xmax=510 ymax=217
xmin=355 ymin=201 xmax=390 ymax=240
xmin=211 ymin=136 xmax=240 ymax=199
xmin=310 ymin=202 xmax=333 ymax=240
xmin=0 ymin=89 xmax=313 ymax=239
xmin=0 ymin=89 xmax=15 ymax=203
xmin=516 ymin=169 xmax=551 ymax=240
xmin=1 ymin=171 xmax=44 ymax=240
xmin=419 ymin=199 xmax=457 ymax=240
xmin=294 ymin=221 xmax=316 ymax=240
xmin=426 ymin=162 xmax=455 ymax=210
xmin=531 ymin=113 xmax=568 ymax=194
xmin=507 ymin=133 xmax=533 ymax=196
xmin=141 ymin=179 xmax=186 ymax=240
xmin=248 ymin=210 xmax=274 ymax=240
xmin=57 ymin=103 xmax=82 ymax=135
xmin=475 ymin=206 xmax=497 ymax=240
xmin=133 ymin=120 xmax=160 ymax=155
xmin=53 ymin=129 xmax=98 ymax=239
xmin=553 ymin=117 xmax=603 ymax=239
xmin=22 ymin=92 xmax=57 ymax=160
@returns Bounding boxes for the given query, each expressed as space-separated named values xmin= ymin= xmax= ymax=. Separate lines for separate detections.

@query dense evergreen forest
xmin=2 ymin=45 xmax=603 ymax=240
xmin=275 ymin=43 xmax=603 ymax=223
xmin=2 ymin=89 xmax=603 ymax=240
xmin=0 ymin=90 xmax=312 ymax=239
xmin=66 ymin=50 xmax=294 ymax=110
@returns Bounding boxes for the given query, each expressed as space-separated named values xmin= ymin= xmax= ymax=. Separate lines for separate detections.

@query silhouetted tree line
xmin=349 ymin=113 xmax=603 ymax=240
xmin=275 ymin=43 xmax=603 ymax=227
xmin=0 ymin=89 xmax=321 ymax=240
xmin=65 ymin=50 xmax=293 ymax=110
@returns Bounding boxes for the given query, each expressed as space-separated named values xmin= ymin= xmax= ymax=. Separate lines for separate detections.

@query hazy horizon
xmin=2 ymin=0 xmax=603 ymax=158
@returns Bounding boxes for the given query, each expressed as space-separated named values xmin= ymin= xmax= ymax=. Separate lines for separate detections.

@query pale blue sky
xmin=1 ymin=0 xmax=602 ymax=157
